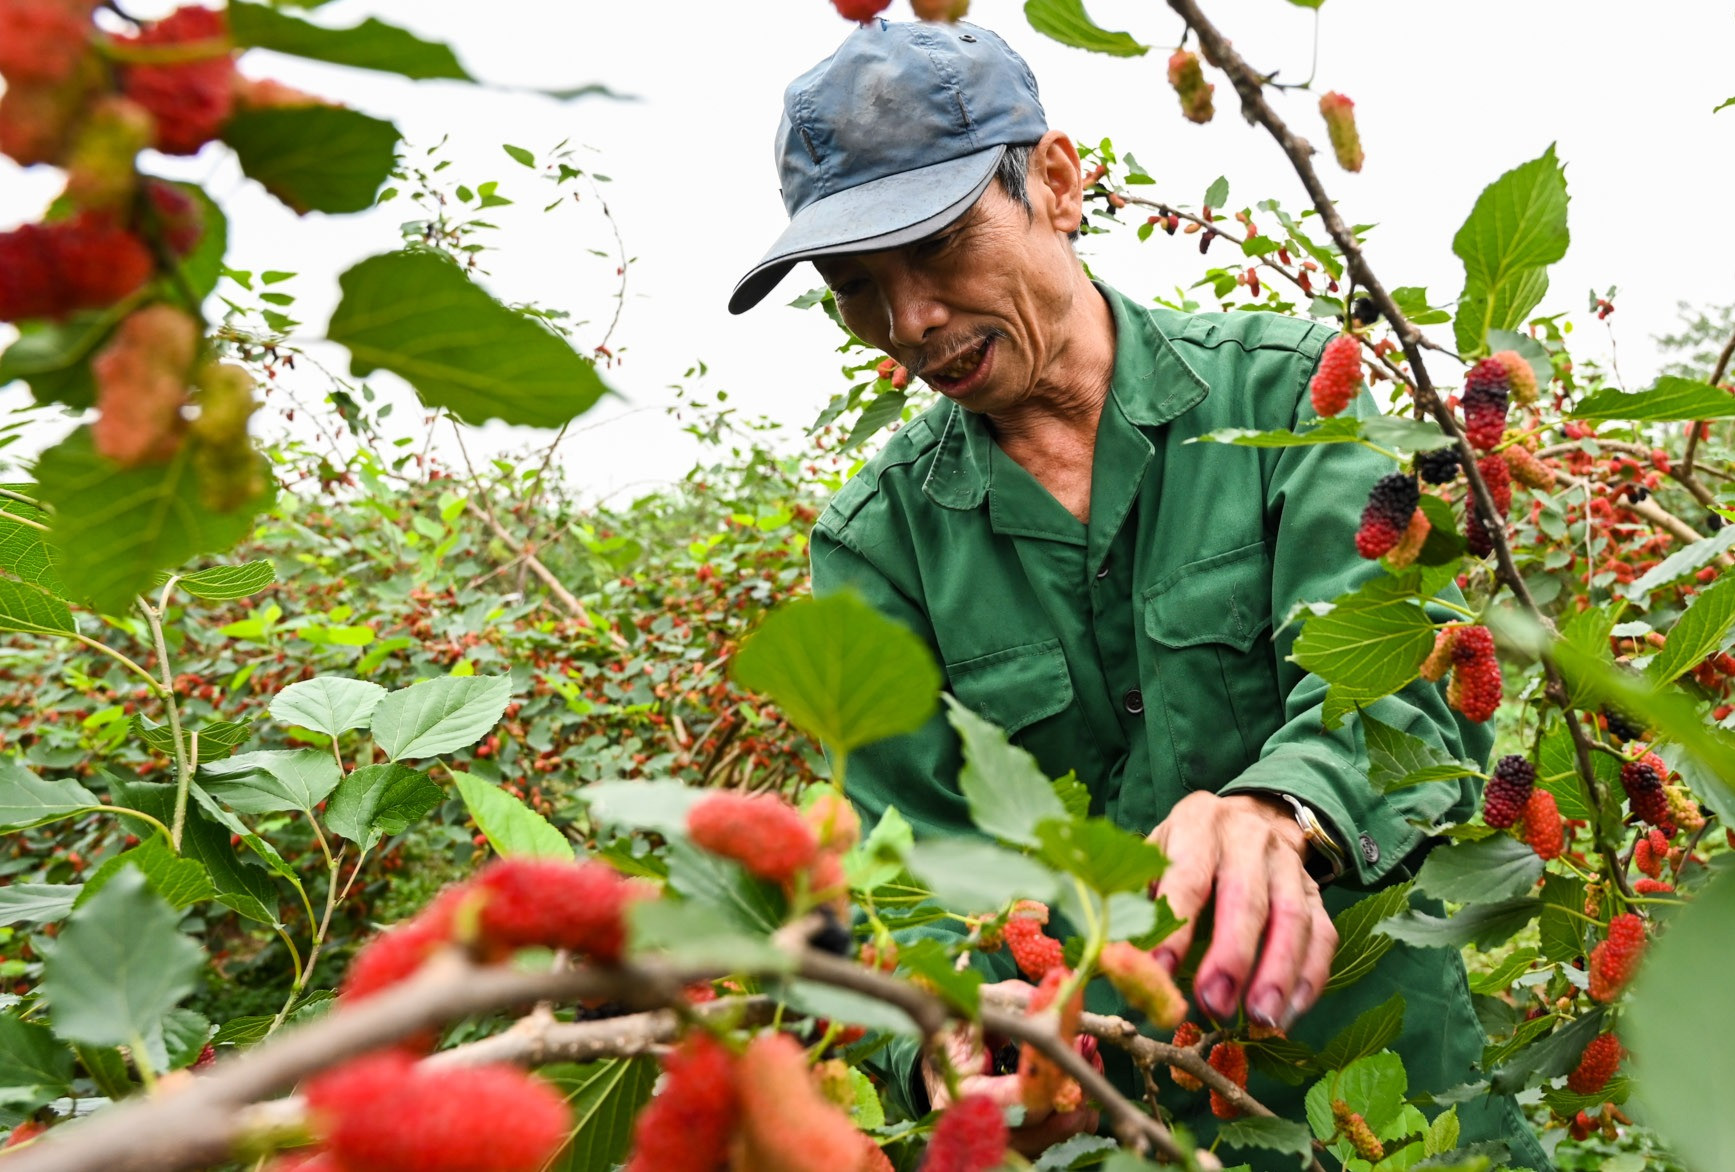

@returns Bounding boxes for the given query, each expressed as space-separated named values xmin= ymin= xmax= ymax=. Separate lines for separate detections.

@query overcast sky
xmin=2 ymin=0 xmax=1730 ymax=502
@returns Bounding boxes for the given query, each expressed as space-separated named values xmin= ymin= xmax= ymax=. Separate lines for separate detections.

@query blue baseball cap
xmin=728 ymin=19 xmax=1048 ymax=315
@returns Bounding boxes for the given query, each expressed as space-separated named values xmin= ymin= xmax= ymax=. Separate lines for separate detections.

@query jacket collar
xmin=921 ymin=282 xmax=1211 ymax=510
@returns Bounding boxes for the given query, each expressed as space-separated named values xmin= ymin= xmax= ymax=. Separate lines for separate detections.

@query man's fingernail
xmin=1285 ymin=981 xmax=1315 ymax=1027
xmin=1201 ymin=974 xmax=1236 ymax=1019
xmin=1152 ymin=949 xmax=1178 ymax=975
xmin=1248 ymin=987 xmax=1283 ymax=1028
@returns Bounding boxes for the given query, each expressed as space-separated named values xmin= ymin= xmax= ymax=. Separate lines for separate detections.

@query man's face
xmin=812 ymin=141 xmax=1085 ymax=414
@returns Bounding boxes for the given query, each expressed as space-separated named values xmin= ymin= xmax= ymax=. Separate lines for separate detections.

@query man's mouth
xmin=924 ymin=337 xmax=994 ymax=394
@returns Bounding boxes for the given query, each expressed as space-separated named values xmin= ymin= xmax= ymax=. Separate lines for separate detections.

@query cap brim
xmin=727 ymin=143 xmax=1005 ymax=315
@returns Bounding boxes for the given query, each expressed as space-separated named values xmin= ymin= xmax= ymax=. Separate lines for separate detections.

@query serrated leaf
xmin=0 ymin=579 xmax=73 ymax=634
xmin=582 ymin=779 xmax=703 ymax=838
xmin=1415 ymin=837 xmax=1544 ymax=904
xmin=452 ymin=771 xmax=573 ymax=861
xmin=0 ymin=1013 xmax=74 ymax=1113
xmin=1362 ymin=710 xmax=1476 ymax=793
xmin=896 ymin=938 xmax=982 ymax=1014
xmin=0 ymin=315 xmax=115 ymax=410
xmin=1489 ymin=1005 xmax=1604 ymax=1095
xmin=1022 ymin=0 xmax=1147 ymax=56
xmin=1361 ymin=415 xmax=1455 ymax=451
xmin=1033 ymin=816 xmax=1168 ymax=894
xmin=33 ymin=429 xmax=271 ymax=616
xmin=0 ymin=882 xmax=80 ymax=926
xmin=541 ymin=1058 xmax=657 ymax=1172
xmin=1572 ymin=376 xmax=1735 ymax=422
xmin=40 ymin=869 xmax=202 ymax=1069
xmin=77 ymin=837 xmax=214 ymax=910
xmin=1646 ymin=574 xmax=1735 ymax=684
xmin=1466 ymin=947 xmax=1539 ymax=995
xmin=732 ymin=591 xmax=940 ymax=753
xmin=664 ymin=838 xmax=783 ymax=935
xmin=628 ymin=898 xmax=786 ymax=973
xmin=1537 ymin=873 xmax=1588 ymax=964
xmin=269 ymin=676 xmax=387 ymax=737
xmin=842 ymin=389 xmax=906 ymax=452
xmin=0 ymin=484 xmax=62 ymax=595
xmin=1424 ymin=1104 xmax=1461 ymax=1157
xmin=903 ymin=840 xmax=1059 ymax=914
xmin=1204 ymin=176 xmax=1230 ymax=208
xmin=224 ymin=106 xmax=400 ymax=214
xmin=1625 ymin=523 xmax=1735 ymax=598
xmin=1317 ymin=992 xmax=1406 ymax=1071
xmin=370 ymin=674 xmax=511 ymax=760
xmin=175 ymin=560 xmax=275 ymax=601
xmin=1190 ymin=417 xmax=1363 ymax=448
xmin=1378 ymin=899 xmax=1542 ymax=951
xmin=948 ymin=697 xmax=1066 ymax=847
xmin=324 ymin=763 xmax=440 ymax=846
xmin=1294 ymin=575 xmax=1435 ymax=700
xmin=1216 ymin=1116 xmax=1315 ymax=1169
xmin=131 ymin=715 xmax=252 ymax=761
xmin=227 ymin=1 xmax=472 ymax=80
xmin=1033 ymin=1135 xmax=1120 ymax=1171
xmin=1451 ymin=145 xmax=1569 ymax=355
xmin=329 ymin=251 xmax=609 ymax=429
xmin=200 ymin=748 xmax=341 ymax=814
xmin=0 ymin=757 xmax=96 ymax=831
xmin=1326 ymin=882 xmax=1413 ymax=992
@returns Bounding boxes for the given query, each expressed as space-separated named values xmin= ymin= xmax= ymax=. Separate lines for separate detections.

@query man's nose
xmin=882 ymin=274 xmax=948 ymax=352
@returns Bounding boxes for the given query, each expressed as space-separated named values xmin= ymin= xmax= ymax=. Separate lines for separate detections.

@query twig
xmin=1678 ymin=327 xmax=1735 ymax=499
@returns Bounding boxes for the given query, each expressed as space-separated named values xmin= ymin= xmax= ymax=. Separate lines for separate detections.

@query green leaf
xmin=1537 ymin=873 xmax=1587 ymax=964
xmin=200 ymin=748 xmax=342 ymax=814
xmin=452 ymin=770 xmax=573 ymax=860
xmin=1390 ymin=286 xmax=1453 ymax=327
xmin=1326 ymin=882 xmax=1413 ymax=992
xmin=0 ymin=579 xmax=73 ymax=635
xmin=1033 ymin=816 xmax=1168 ymax=894
xmin=1414 ymin=837 xmax=1544 ymax=904
xmin=1022 ymin=0 xmax=1148 ymax=56
xmin=33 ymin=429 xmax=271 ymax=616
xmin=1626 ymin=868 xmax=1735 ymax=1171
xmin=269 ymin=676 xmax=387 ymax=737
xmin=541 ymin=1058 xmax=657 ymax=1172
xmin=1362 ymin=710 xmax=1477 ymax=793
xmin=1647 ymin=574 xmax=1735 ymax=684
xmin=0 ymin=313 xmax=116 ymax=409
xmin=111 ymin=779 xmax=280 ymax=926
xmin=1624 ymin=523 xmax=1735 ymax=598
xmin=228 ymin=1 xmax=472 ymax=80
xmin=1425 ymin=1105 xmax=1461 ymax=1157
xmin=1191 ymin=417 xmax=1363 ymax=448
xmin=903 ymin=840 xmax=1059 ymax=913
xmin=370 ymin=674 xmax=511 ymax=760
xmin=628 ymin=897 xmax=787 ymax=972
xmin=1377 ymin=899 xmax=1542 ymax=951
xmin=947 ymin=697 xmax=1066 ymax=847
xmin=731 ymin=591 xmax=940 ymax=753
xmin=324 ymin=763 xmax=440 ymax=846
xmin=77 ymin=836 xmax=214 ymax=910
xmin=0 ymin=484 xmax=63 ymax=597
xmin=1033 ymin=1135 xmax=1121 ymax=1171
xmin=223 ymin=106 xmax=400 ymax=214
xmin=842 ymin=389 xmax=907 ymax=452
xmin=582 ymin=779 xmax=703 ymax=838
xmin=0 ymin=1014 xmax=74 ymax=1114
xmin=1451 ymin=145 xmax=1569 ymax=355
xmin=664 ymin=839 xmax=784 ymax=935
xmin=328 ymin=251 xmax=609 ymax=429
xmin=1317 ymin=993 xmax=1406 ymax=1072
xmin=1361 ymin=415 xmax=1456 ymax=452
xmin=1572 ymin=376 xmax=1735 ymax=422
xmin=39 ymin=868 xmax=203 ymax=1069
xmin=1716 ymin=96 xmax=1735 ymax=113
xmin=1204 ymin=176 xmax=1230 ymax=209
xmin=1466 ymin=947 xmax=1539 ymax=995
xmin=0 ymin=757 xmax=96 ymax=831
xmin=1489 ymin=1006 xmax=1605 ymax=1095
xmin=896 ymin=938 xmax=982 ymax=1014
xmin=0 ymin=882 xmax=80 ymax=926
xmin=1216 ymin=1117 xmax=1316 ymax=1169
xmin=1308 ymin=1050 xmax=1407 ymax=1135
xmin=845 ymin=806 xmax=913 ymax=893
xmin=131 ymin=715 xmax=252 ymax=761
xmin=1294 ymin=575 xmax=1436 ymax=700
xmin=1415 ymin=493 xmax=1467 ymax=566
xmin=503 ymin=143 xmax=536 ymax=167
xmin=175 ymin=560 xmax=275 ymax=601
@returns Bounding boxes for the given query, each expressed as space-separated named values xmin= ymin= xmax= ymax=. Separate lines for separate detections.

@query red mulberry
xmin=1356 ymin=472 xmax=1420 ymax=559
xmin=1482 ymin=755 xmax=1534 ymax=829
xmin=1207 ymin=1041 xmax=1247 ymax=1119
xmin=1003 ymin=902 xmax=1065 ymax=981
xmin=923 ymin=1094 xmax=1008 ymax=1172
xmin=475 ymin=858 xmax=640 ymax=963
xmin=118 ymin=6 xmax=237 ymax=155
xmin=1588 ymin=913 xmax=1646 ymax=1002
xmin=1332 ymin=1099 xmax=1384 ymax=1162
xmin=91 ymin=304 xmax=197 ymax=467
xmin=1317 ymin=91 xmax=1363 ymax=172
xmin=1504 ymin=443 xmax=1555 ymax=490
xmin=1386 ymin=508 xmax=1432 ymax=569
xmin=0 ymin=0 xmax=93 ymax=85
xmin=734 ymin=1033 xmax=864 ymax=1172
xmin=1167 ymin=49 xmax=1214 ymax=124
xmin=622 ymin=1033 xmax=739 ymax=1172
xmin=1476 ymin=452 xmax=1512 ymax=516
xmin=1520 ymin=788 xmax=1564 ymax=861
xmin=1462 ymin=358 xmax=1511 ymax=451
xmin=687 ymin=792 xmax=820 ymax=884
xmin=1017 ymin=968 xmax=1083 ymax=1119
xmin=1445 ymin=625 xmax=1501 ymax=722
xmin=1169 ymin=1021 xmax=1205 ymax=1091
xmin=831 ymin=0 xmax=890 ymax=22
xmin=1567 ymin=1032 xmax=1622 ymax=1095
xmin=1491 ymin=349 xmax=1541 ymax=406
xmin=1309 ymin=333 xmax=1362 ymax=417
xmin=1633 ymin=827 xmax=1669 ymax=879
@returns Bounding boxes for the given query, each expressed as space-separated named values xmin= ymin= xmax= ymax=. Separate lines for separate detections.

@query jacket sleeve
xmin=808 ymin=520 xmax=1019 ymax=1114
xmin=1215 ymin=350 xmax=1493 ymax=888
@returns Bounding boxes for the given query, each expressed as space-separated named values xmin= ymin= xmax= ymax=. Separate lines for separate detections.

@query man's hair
xmin=992 ymin=142 xmax=1080 ymax=243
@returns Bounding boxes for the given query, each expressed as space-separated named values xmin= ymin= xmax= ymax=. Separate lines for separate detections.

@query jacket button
xmin=1123 ymin=688 xmax=1144 ymax=715
xmin=1095 ymin=561 xmax=1111 ymax=580
xmin=1359 ymin=834 xmax=1380 ymax=864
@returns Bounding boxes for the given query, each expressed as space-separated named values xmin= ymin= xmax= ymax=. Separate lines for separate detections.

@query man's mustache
xmin=908 ymin=329 xmax=1004 ymax=381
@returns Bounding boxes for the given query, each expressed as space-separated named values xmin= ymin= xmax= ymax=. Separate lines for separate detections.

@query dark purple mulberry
xmin=1355 ymin=472 xmax=1420 ymax=560
xmin=1414 ymin=446 xmax=1461 ymax=484
xmin=1483 ymin=755 xmax=1535 ymax=829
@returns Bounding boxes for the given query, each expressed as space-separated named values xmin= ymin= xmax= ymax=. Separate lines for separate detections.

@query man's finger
xmin=1191 ymin=817 xmax=1272 ymax=1022
xmin=1148 ymin=794 xmax=1225 ymax=972
xmin=1242 ymin=852 xmax=1316 ymax=1030
xmin=1289 ymin=882 xmax=1338 ymax=1024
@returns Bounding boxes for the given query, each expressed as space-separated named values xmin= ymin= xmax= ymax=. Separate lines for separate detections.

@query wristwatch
xmin=1273 ymin=793 xmax=1348 ymax=884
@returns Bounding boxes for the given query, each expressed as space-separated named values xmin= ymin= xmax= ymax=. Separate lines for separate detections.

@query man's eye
xmin=914 ymin=233 xmax=953 ymax=258
xmin=833 ymin=279 xmax=867 ymax=299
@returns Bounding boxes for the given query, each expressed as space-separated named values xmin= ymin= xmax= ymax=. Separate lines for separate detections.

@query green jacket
xmin=809 ymin=284 xmax=1550 ymax=1170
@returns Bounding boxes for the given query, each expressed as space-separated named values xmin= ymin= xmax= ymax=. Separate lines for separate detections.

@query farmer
xmin=729 ymin=19 xmax=1550 ymax=1170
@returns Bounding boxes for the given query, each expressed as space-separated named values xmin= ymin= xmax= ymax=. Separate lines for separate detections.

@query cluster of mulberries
xmin=1420 ymin=625 xmax=1502 ymax=722
xmin=1168 ymin=1021 xmax=1205 ymax=1090
xmin=1588 ymin=913 xmax=1647 ymax=1003
xmin=1206 ymin=1041 xmax=1248 ymax=1119
xmin=1520 ymin=788 xmax=1564 ymax=860
xmin=1633 ymin=827 xmax=1671 ymax=880
xmin=301 ymin=1052 xmax=570 ymax=1172
xmin=0 ymin=213 xmax=152 ymax=323
xmin=1098 ymin=941 xmax=1187 ymax=1028
xmin=1167 ymin=49 xmax=1215 ymax=124
xmin=1490 ymin=349 xmax=1541 ymax=405
xmin=1414 ymin=445 xmax=1461 ymax=485
xmin=1461 ymin=358 xmax=1512 ymax=451
xmin=1317 ymin=92 xmax=1363 ymax=172
xmin=922 ymin=1094 xmax=1008 ymax=1172
xmin=89 ymin=304 xmax=198 ymax=468
xmin=1355 ymin=473 xmax=1420 ymax=560
xmin=1003 ymin=900 xmax=1066 ymax=981
xmin=1482 ymin=755 xmax=1535 ymax=829
xmin=1332 ymin=1099 xmax=1385 ymax=1162
xmin=1309 ymin=334 xmax=1363 ymax=417
xmin=116 ymin=6 xmax=235 ymax=155
xmin=1619 ymin=757 xmax=1676 ymax=834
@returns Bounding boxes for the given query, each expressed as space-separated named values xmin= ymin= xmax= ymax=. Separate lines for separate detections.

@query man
xmin=730 ymin=19 xmax=1550 ymax=1170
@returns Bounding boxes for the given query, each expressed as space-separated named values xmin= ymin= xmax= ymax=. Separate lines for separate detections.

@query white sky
xmin=2 ymin=0 xmax=1731 ymax=502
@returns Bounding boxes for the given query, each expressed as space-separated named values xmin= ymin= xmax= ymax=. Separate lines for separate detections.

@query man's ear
xmin=1029 ymin=130 xmax=1084 ymax=236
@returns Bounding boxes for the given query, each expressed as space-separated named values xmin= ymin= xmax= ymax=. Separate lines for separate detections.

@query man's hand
xmin=1147 ymin=792 xmax=1337 ymax=1031
xmin=921 ymin=980 xmax=1101 ymax=1156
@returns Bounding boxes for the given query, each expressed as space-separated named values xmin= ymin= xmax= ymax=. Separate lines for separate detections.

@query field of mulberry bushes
xmin=1 ymin=0 xmax=1734 ymax=1170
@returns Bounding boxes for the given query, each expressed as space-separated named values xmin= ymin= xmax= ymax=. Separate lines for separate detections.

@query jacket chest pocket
xmin=947 ymin=639 xmax=1088 ymax=781
xmin=1141 ymin=542 xmax=1283 ymax=790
